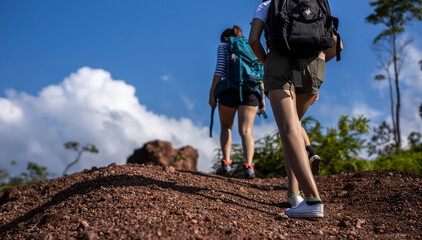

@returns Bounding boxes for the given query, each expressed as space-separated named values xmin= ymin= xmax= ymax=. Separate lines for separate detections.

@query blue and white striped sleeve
xmin=214 ymin=42 xmax=230 ymax=77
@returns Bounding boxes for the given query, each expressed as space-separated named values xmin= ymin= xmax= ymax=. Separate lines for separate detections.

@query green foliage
xmin=253 ymin=131 xmax=286 ymax=178
xmin=0 ymin=162 xmax=52 ymax=193
xmin=0 ymin=169 xmax=9 ymax=185
xmin=212 ymin=115 xmax=373 ymax=178
xmin=365 ymin=0 xmax=422 ymax=43
xmin=368 ymin=120 xmax=422 ymax=174
xmin=368 ymin=121 xmax=396 ymax=156
xmin=374 ymin=74 xmax=386 ymax=81
xmin=170 ymin=152 xmax=186 ymax=167
xmin=373 ymin=150 xmax=422 ymax=174
xmin=305 ymin=115 xmax=372 ymax=175
xmin=64 ymin=142 xmax=99 ymax=154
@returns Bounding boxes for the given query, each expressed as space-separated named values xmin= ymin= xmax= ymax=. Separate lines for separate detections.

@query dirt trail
xmin=1 ymin=163 xmax=421 ymax=239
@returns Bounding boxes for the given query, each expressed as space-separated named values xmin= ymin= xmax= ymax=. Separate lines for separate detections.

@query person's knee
xmin=221 ymin=124 xmax=233 ymax=130
xmin=238 ymin=128 xmax=252 ymax=138
xmin=279 ymin=125 xmax=302 ymax=140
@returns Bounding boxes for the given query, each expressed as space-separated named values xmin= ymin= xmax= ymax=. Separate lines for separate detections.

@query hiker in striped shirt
xmin=209 ymin=25 xmax=265 ymax=179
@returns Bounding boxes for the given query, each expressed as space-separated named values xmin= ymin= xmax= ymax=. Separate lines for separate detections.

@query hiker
xmin=249 ymin=0 xmax=343 ymax=218
xmin=208 ymin=25 xmax=265 ymax=179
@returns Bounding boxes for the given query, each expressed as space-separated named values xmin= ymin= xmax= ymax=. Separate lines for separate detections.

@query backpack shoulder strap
xmin=330 ymin=15 xmax=341 ymax=61
xmin=317 ymin=0 xmax=331 ymax=15
xmin=229 ymin=36 xmax=236 ymax=53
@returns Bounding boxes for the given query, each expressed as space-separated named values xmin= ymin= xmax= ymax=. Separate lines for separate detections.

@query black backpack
xmin=265 ymin=0 xmax=341 ymax=61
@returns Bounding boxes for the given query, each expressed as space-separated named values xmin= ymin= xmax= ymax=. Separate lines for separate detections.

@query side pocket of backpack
xmin=320 ymin=14 xmax=334 ymax=50
xmin=213 ymin=79 xmax=228 ymax=98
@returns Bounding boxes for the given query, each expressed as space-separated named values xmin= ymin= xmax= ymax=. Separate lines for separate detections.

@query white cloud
xmin=399 ymin=44 xmax=422 ymax=143
xmin=368 ymin=40 xmax=422 ymax=147
xmin=351 ymin=102 xmax=382 ymax=121
xmin=0 ymin=67 xmax=219 ymax=176
xmin=252 ymin=121 xmax=278 ymax=140
xmin=317 ymin=102 xmax=349 ymax=125
xmin=161 ymin=74 xmax=172 ymax=82
xmin=401 ymin=44 xmax=422 ymax=91
xmin=0 ymin=98 xmax=23 ymax=123
xmin=181 ymin=94 xmax=195 ymax=111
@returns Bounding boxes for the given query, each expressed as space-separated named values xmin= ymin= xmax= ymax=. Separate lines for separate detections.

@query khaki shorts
xmin=264 ymin=51 xmax=326 ymax=95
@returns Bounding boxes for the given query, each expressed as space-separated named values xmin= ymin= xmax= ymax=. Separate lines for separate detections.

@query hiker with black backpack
xmin=249 ymin=0 xmax=342 ymax=218
xmin=208 ymin=26 xmax=265 ymax=179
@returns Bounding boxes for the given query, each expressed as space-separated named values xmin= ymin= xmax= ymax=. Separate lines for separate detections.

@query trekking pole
xmin=209 ymin=108 xmax=215 ymax=137
xmin=260 ymin=109 xmax=268 ymax=119
xmin=258 ymin=109 xmax=268 ymax=119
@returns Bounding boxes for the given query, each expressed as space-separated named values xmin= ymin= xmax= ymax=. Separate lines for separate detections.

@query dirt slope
xmin=0 ymin=163 xmax=421 ymax=239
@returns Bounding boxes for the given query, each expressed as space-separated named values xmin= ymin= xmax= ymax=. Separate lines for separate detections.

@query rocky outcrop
xmin=127 ymin=140 xmax=198 ymax=171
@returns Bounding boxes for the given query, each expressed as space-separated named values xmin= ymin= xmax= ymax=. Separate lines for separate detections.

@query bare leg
xmin=218 ymin=105 xmax=237 ymax=161
xmin=297 ymin=93 xmax=319 ymax=147
xmin=302 ymin=127 xmax=311 ymax=146
xmin=285 ymin=94 xmax=316 ymax=194
xmin=237 ymin=105 xmax=259 ymax=165
xmin=269 ymin=89 xmax=319 ymax=198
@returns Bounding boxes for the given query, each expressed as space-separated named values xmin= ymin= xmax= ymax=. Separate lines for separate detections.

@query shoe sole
xmin=310 ymin=155 xmax=320 ymax=175
xmin=242 ymin=175 xmax=255 ymax=179
xmin=216 ymin=171 xmax=230 ymax=177
xmin=287 ymin=200 xmax=304 ymax=208
xmin=285 ymin=211 xmax=324 ymax=218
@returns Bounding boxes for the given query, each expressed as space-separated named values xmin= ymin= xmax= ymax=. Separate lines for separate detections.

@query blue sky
xmin=1 ymin=0 xmax=421 ymax=176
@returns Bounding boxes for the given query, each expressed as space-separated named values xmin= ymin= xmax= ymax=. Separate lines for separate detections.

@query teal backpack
xmin=210 ymin=36 xmax=264 ymax=137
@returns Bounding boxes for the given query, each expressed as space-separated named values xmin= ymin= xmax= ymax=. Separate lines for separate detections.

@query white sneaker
xmin=287 ymin=195 xmax=304 ymax=208
xmin=285 ymin=200 xmax=324 ymax=218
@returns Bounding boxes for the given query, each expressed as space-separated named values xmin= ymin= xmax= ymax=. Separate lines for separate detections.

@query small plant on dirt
xmin=170 ymin=152 xmax=185 ymax=167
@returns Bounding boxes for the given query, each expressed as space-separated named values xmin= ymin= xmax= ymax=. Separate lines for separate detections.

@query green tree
xmin=63 ymin=142 xmax=99 ymax=176
xmin=305 ymin=115 xmax=372 ymax=174
xmin=368 ymin=121 xmax=396 ymax=156
xmin=0 ymin=162 xmax=52 ymax=193
xmin=0 ymin=169 xmax=9 ymax=185
xmin=366 ymin=0 xmax=422 ymax=151
xmin=253 ymin=131 xmax=286 ymax=178
xmin=373 ymin=132 xmax=422 ymax=174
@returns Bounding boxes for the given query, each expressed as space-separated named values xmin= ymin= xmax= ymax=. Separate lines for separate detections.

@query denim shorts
xmin=264 ymin=51 xmax=326 ymax=94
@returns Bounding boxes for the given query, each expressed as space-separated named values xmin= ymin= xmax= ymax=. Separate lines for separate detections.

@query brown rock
xmin=275 ymin=213 xmax=288 ymax=220
xmin=79 ymin=231 xmax=98 ymax=240
xmin=36 ymin=233 xmax=53 ymax=240
xmin=356 ymin=219 xmax=366 ymax=229
xmin=127 ymin=140 xmax=198 ymax=171
xmin=205 ymin=216 xmax=214 ymax=223
xmin=78 ymin=220 xmax=90 ymax=230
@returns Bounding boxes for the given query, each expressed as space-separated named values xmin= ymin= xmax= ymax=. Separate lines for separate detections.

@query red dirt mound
xmin=0 ymin=163 xmax=421 ymax=239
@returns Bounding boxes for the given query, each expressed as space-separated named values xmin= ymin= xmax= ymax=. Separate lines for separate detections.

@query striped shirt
xmin=214 ymin=42 xmax=231 ymax=77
